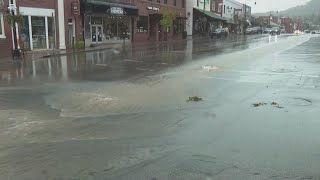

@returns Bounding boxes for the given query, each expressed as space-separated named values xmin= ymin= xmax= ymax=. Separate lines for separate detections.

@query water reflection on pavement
xmin=0 ymin=34 xmax=318 ymax=180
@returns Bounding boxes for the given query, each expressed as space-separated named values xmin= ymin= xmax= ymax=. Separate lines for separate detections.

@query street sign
xmin=8 ymin=4 xmax=17 ymax=11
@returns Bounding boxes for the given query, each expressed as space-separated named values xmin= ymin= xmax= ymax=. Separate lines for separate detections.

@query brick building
xmin=81 ymin=0 xmax=186 ymax=46
xmin=0 ymin=0 xmax=12 ymax=58
xmin=282 ymin=17 xmax=294 ymax=33
xmin=0 ymin=0 xmax=82 ymax=60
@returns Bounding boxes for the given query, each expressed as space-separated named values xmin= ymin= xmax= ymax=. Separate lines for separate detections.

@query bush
xmin=76 ymin=40 xmax=85 ymax=49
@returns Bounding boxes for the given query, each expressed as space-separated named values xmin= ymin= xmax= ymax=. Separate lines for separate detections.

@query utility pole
xmin=269 ymin=11 xmax=271 ymax=27
xmin=244 ymin=2 xmax=247 ymax=35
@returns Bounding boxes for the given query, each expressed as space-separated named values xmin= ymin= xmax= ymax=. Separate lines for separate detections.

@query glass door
xmin=97 ymin=25 xmax=103 ymax=42
xmin=91 ymin=25 xmax=97 ymax=43
xmin=91 ymin=25 xmax=103 ymax=43
xmin=31 ymin=16 xmax=46 ymax=49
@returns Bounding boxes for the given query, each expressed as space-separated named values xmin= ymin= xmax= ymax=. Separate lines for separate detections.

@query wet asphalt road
xmin=0 ymin=34 xmax=320 ymax=180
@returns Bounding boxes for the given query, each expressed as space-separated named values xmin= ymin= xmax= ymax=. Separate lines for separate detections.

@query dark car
xmin=263 ymin=28 xmax=272 ymax=34
xmin=210 ymin=28 xmax=229 ymax=38
xmin=252 ymin=27 xmax=263 ymax=34
xmin=270 ymin=27 xmax=281 ymax=35
xmin=311 ymin=31 xmax=316 ymax=34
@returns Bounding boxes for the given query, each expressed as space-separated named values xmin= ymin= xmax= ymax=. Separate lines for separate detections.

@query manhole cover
xmin=278 ymin=97 xmax=312 ymax=106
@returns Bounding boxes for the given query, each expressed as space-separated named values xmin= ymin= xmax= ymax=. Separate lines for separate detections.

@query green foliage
xmin=186 ymin=96 xmax=203 ymax=102
xmin=4 ymin=14 xmax=24 ymax=27
xmin=160 ymin=8 xmax=177 ymax=29
xmin=76 ymin=40 xmax=85 ymax=49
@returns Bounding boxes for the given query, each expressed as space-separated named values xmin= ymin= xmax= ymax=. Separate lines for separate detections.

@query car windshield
xmin=1 ymin=0 xmax=320 ymax=179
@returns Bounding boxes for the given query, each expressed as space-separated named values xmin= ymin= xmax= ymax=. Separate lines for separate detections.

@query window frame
xmin=137 ymin=16 xmax=148 ymax=33
xmin=0 ymin=12 xmax=5 ymax=38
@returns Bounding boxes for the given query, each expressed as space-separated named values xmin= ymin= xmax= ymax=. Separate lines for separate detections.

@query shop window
xmin=210 ymin=0 xmax=214 ymax=11
xmin=173 ymin=0 xmax=176 ymax=6
xmin=0 ymin=13 xmax=4 ymax=38
xmin=48 ymin=17 xmax=55 ymax=48
xmin=31 ymin=16 xmax=46 ymax=49
xmin=197 ymin=0 xmax=199 ymax=7
xmin=174 ymin=19 xmax=185 ymax=33
xmin=91 ymin=17 xmax=102 ymax=25
xmin=182 ymin=0 xmax=185 ymax=8
xmin=164 ymin=0 xmax=167 ymax=4
xmin=21 ymin=16 xmax=30 ymax=49
xmin=103 ymin=16 xmax=131 ymax=41
xmin=137 ymin=16 xmax=148 ymax=33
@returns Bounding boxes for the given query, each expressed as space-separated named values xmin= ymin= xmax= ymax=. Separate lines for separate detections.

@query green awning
xmin=194 ymin=8 xmax=227 ymax=21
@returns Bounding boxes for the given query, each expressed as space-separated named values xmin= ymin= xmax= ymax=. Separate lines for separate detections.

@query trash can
xmin=183 ymin=31 xmax=187 ymax=39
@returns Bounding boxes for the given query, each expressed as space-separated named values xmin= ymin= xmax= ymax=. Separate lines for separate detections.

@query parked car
xmin=245 ymin=28 xmax=253 ymax=34
xmin=210 ymin=28 xmax=229 ymax=38
xmin=311 ymin=31 xmax=316 ymax=34
xmin=263 ymin=28 xmax=271 ymax=34
xmin=281 ymin=29 xmax=286 ymax=33
xmin=305 ymin=30 xmax=311 ymax=34
xmin=252 ymin=27 xmax=263 ymax=34
xmin=270 ymin=27 xmax=281 ymax=35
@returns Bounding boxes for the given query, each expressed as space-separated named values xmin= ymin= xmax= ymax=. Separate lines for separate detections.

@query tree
xmin=160 ymin=8 xmax=176 ymax=33
xmin=5 ymin=12 xmax=24 ymax=59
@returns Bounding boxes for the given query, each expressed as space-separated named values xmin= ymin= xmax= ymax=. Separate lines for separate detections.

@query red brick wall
xmin=16 ymin=0 xmax=55 ymax=9
xmin=133 ymin=0 xmax=186 ymax=42
xmin=0 ymin=1 xmax=13 ymax=59
xmin=63 ymin=0 xmax=82 ymax=49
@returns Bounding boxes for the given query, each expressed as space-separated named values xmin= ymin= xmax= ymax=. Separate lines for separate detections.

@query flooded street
xmin=1 ymin=34 xmax=320 ymax=180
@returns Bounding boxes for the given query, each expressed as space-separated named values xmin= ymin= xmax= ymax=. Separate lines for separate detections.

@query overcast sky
xmin=237 ymin=0 xmax=311 ymax=13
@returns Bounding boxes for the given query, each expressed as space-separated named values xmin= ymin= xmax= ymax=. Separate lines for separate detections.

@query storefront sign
xmin=72 ymin=1 xmax=80 ymax=15
xmin=147 ymin=6 xmax=159 ymax=11
xmin=110 ymin=7 xmax=124 ymax=15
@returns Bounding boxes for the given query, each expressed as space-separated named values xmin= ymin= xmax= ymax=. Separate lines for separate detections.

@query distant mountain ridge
xmin=254 ymin=0 xmax=320 ymax=17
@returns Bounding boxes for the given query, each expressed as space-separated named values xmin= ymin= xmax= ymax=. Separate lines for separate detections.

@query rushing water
xmin=0 ymin=34 xmax=319 ymax=180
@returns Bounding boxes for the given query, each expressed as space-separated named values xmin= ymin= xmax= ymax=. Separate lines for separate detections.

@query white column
xmin=186 ymin=0 xmax=193 ymax=36
xmin=10 ymin=0 xmax=20 ymax=49
xmin=45 ymin=16 xmax=49 ymax=49
xmin=28 ymin=16 xmax=33 ymax=50
xmin=58 ymin=0 xmax=66 ymax=49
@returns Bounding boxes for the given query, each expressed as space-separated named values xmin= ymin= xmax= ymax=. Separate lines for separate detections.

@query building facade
xmin=186 ymin=0 xmax=226 ymax=37
xmin=222 ymin=0 xmax=242 ymax=33
xmin=0 ymin=0 xmax=82 ymax=59
xmin=0 ymin=0 xmax=12 ymax=58
xmin=81 ymin=0 xmax=186 ymax=46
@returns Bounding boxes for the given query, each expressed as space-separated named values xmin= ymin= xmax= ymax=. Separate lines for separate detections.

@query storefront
xmin=81 ymin=0 xmax=138 ymax=46
xmin=19 ymin=7 xmax=56 ymax=50
xmin=193 ymin=8 xmax=226 ymax=35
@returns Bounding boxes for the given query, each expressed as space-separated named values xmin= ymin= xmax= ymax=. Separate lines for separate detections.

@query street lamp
xmin=243 ymin=0 xmax=257 ymax=34
xmin=269 ymin=10 xmax=279 ymax=27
